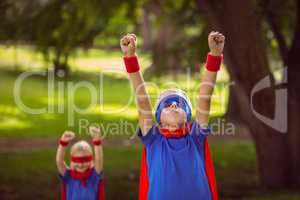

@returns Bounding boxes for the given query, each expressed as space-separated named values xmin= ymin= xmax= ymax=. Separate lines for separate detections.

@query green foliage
xmin=0 ymin=0 xmax=138 ymax=73
xmin=0 ymin=0 xmax=41 ymax=42
xmin=30 ymin=0 xmax=132 ymax=72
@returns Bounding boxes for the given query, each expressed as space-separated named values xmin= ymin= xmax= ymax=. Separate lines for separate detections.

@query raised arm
xmin=89 ymin=126 xmax=103 ymax=174
xmin=196 ymin=31 xmax=225 ymax=127
xmin=56 ymin=131 xmax=75 ymax=175
xmin=120 ymin=34 xmax=153 ymax=135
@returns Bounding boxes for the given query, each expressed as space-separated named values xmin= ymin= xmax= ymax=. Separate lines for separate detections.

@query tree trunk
xmin=287 ymin=0 xmax=300 ymax=186
xmin=143 ymin=0 xmax=184 ymax=77
xmin=197 ymin=0 xmax=298 ymax=188
xmin=224 ymin=84 xmax=241 ymax=122
xmin=54 ymin=62 xmax=69 ymax=77
xmin=53 ymin=50 xmax=69 ymax=77
xmin=150 ymin=18 xmax=183 ymax=75
xmin=13 ymin=42 xmax=19 ymax=71
xmin=140 ymin=7 xmax=152 ymax=51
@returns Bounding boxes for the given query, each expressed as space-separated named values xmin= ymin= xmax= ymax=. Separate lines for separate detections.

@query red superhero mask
xmin=71 ymin=155 xmax=93 ymax=163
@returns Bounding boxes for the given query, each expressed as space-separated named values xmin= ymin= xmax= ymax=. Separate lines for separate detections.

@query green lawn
xmin=0 ymin=147 xmax=141 ymax=200
xmin=0 ymin=45 xmax=151 ymax=73
xmin=1 ymin=142 xmax=298 ymax=200
xmin=0 ymin=143 xmax=255 ymax=200
xmin=0 ymin=63 xmax=229 ymax=139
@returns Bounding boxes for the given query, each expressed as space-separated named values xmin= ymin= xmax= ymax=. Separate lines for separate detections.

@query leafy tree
xmin=29 ymin=0 xmax=136 ymax=76
xmin=0 ymin=0 xmax=137 ymax=75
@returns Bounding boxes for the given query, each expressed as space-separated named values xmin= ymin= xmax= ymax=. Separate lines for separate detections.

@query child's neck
xmin=159 ymin=122 xmax=191 ymax=138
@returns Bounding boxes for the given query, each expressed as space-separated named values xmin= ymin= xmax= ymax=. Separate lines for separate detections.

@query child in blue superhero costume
xmin=56 ymin=126 xmax=105 ymax=200
xmin=120 ymin=31 xmax=225 ymax=200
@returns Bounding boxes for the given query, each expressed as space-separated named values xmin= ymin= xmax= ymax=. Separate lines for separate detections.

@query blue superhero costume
xmin=138 ymin=89 xmax=218 ymax=200
xmin=60 ymin=168 xmax=105 ymax=200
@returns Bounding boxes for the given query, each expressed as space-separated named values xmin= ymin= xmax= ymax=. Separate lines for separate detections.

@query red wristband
xmin=93 ymin=139 xmax=102 ymax=146
xmin=59 ymin=140 xmax=69 ymax=147
xmin=123 ymin=56 xmax=140 ymax=73
xmin=205 ymin=53 xmax=223 ymax=72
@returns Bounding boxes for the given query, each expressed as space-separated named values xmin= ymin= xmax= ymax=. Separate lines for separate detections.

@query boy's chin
xmin=168 ymin=126 xmax=180 ymax=131
xmin=74 ymin=167 xmax=89 ymax=172
xmin=161 ymin=122 xmax=185 ymax=130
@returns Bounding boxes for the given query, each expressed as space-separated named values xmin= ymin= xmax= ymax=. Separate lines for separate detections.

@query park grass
xmin=0 ymin=45 xmax=151 ymax=73
xmin=0 ymin=147 xmax=141 ymax=200
xmin=0 ymin=64 xmax=229 ymax=139
xmin=0 ymin=142 xmax=255 ymax=200
xmin=0 ymin=142 xmax=299 ymax=200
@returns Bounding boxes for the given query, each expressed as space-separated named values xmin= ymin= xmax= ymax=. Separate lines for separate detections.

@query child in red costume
xmin=56 ymin=126 xmax=105 ymax=200
xmin=120 ymin=31 xmax=225 ymax=200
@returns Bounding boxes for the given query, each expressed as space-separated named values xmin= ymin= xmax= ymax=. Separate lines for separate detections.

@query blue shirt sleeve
xmin=137 ymin=124 xmax=160 ymax=147
xmin=59 ymin=169 xmax=71 ymax=184
xmin=190 ymin=120 xmax=211 ymax=143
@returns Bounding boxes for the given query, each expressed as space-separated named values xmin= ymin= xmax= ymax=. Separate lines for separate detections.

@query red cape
xmin=138 ymin=138 xmax=218 ymax=200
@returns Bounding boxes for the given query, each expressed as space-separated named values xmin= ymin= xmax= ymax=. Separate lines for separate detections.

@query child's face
xmin=160 ymin=103 xmax=187 ymax=130
xmin=71 ymin=150 xmax=93 ymax=172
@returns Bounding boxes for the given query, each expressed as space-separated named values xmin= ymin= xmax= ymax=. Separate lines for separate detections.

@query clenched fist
xmin=61 ymin=131 xmax=75 ymax=143
xmin=89 ymin=126 xmax=101 ymax=140
xmin=208 ymin=31 xmax=225 ymax=56
xmin=120 ymin=33 xmax=137 ymax=57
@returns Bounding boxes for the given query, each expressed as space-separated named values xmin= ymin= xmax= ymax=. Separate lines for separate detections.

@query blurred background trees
xmin=0 ymin=0 xmax=137 ymax=75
